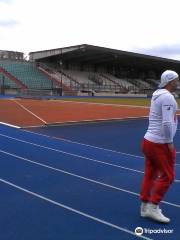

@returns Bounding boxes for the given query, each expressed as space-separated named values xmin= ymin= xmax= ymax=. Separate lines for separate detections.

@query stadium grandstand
xmin=1 ymin=44 xmax=180 ymax=97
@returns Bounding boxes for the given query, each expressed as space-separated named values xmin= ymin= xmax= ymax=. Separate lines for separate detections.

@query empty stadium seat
xmin=0 ymin=60 xmax=52 ymax=89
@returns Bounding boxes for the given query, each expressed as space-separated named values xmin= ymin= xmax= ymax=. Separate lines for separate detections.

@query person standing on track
xmin=140 ymin=70 xmax=179 ymax=223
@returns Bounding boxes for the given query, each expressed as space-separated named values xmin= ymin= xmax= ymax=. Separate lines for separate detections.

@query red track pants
xmin=140 ymin=138 xmax=176 ymax=204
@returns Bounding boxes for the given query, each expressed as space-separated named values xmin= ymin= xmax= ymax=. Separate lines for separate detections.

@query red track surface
xmin=0 ymin=99 xmax=151 ymax=127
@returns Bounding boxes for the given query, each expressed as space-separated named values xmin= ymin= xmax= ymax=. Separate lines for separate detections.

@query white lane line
xmin=23 ymin=130 xmax=180 ymax=167
xmin=12 ymin=99 xmax=47 ymax=124
xmin=2 ymin=131 xmax=180 ymax=170
xmin=0 ymin=149 xmax=179 ymax=208
xmin=0 ymin=122 xmax=20 ymax=128
xmin=23 ymin=129 xmax=145 ymax=159
xmin=22 ymin=128 xmax=180 ymax=159
xmin=0 ymin=132 xmax=180 ymax=176
xmin=0 ymin=150 xmax=141 ymax=196
xmin=0 ymin=133 xmax=144 ymax=173
xmin=40 ymin=116 xmax=149 ymax=126
xmin=0 ymin=177 xmax=153 ymax=240
xmin=55 ymin=99 xmax=151 ymax=109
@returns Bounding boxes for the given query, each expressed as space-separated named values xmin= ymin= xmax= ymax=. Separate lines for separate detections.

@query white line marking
xmin=0 ymin=133 xmax=144 ymax=171
xmin=0 ymin=177 xmax=153 ymax=240
xmin=23 ymin=129 xmax=145 ymax=159
xmin=1 ymin=131 xmax=180 ymax=174
xmin=21 ymin=130 xmax=180 ymax=167
xmin=41 ymin=116 xmax=148 ymax=126
xmin=0 ymin=149 xmax=179 ymax=208
xmin=0 ymin=150 xmax=139 ymax=196
xmin=26 ymin=129 xmax=180 ymax=158
xmin=55 ymin=99 xmax=151 ymax=109
xmin=12 ymin=99 xmax=47 ymax=124
xmin=0 ymin=122 xmax=20 ymax=128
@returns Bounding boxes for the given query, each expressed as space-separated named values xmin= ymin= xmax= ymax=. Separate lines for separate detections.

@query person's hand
xmin=167 ymin=143 xmax=174 ymax=152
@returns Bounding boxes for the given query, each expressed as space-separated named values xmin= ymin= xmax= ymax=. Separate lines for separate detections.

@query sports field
xmin=0 ymin=96 xmax=179 ymax=240
xmin=59 ymin=97 xmax=151 ymax=106
xmin=56 ymin=96 xmax=180 ymax=107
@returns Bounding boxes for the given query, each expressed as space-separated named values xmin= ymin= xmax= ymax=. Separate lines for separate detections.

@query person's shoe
xmin=144 ymin=203 xmax=170 ymax=223
xmin=140 ymin=202 xmax=148 ymax=217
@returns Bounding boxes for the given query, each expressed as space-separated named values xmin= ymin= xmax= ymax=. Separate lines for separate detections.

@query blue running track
xmin=0 ymin=118 xmax=179 ymax=240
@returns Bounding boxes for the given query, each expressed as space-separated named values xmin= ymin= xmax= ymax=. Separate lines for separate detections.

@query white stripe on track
xmin=0 ymin=149 xmax=179 ymax=208
xmin=1 ymin=131 xmax=180 ymax=170
xmin=0 ymin=133 xmax=144 ymax=173
xmin=55 ymin=99 xmax=150 ymax=109
xmin=12 ymin=99 xmax=47 ymax=124
xmin=0 ymin=122 xmax=20 ymax=128
xmin=23 ymin=129 xmax=145 ymax=159
xmin=0 ymin=149 xmax=141 ymax=196
xmin=23 ymin=130 xmax=180 ymax=167
xmin=0 ymin=132 xmax=180 ymax=177
xmin=0 ymin=177 xmax=153 ymax=240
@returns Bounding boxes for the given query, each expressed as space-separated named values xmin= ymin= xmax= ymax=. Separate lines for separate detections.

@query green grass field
xmin=60 ymin=97 xmax=180 ymax=107
xmin=60 ymin=97 xmax=151 ymax=106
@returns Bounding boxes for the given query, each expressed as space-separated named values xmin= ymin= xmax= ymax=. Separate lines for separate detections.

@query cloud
xmin=0 ymin=19 xmax=18 ymax=28
xmin=0 ymin=0 xmax=13 ymax=4
xmin=133 ymin=44 xmax=180 ymax=61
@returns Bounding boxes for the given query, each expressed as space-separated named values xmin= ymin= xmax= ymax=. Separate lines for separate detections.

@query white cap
xmin=159 ymin=70 xmax=179 ymax=88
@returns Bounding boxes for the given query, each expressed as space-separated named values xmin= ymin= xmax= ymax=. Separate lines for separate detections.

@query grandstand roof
xmin=29 ymin=44 xmax=180 ymax=71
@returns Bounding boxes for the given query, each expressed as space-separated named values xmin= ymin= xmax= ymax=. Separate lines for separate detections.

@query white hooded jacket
xmin=144 ymin=89 xmax=178 ymax=143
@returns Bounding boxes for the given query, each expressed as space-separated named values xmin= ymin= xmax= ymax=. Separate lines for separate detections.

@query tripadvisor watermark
xmin=135 ymin=227 xmax=174 ymax=236
xmin=135 ymin=227 xmax=144 ymax=236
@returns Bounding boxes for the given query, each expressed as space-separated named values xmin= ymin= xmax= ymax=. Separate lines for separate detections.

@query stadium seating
xmin=63 ymin=70 xmax=127 ymax=92
xmin=0 ymin=57 xmax=159 ymax=97
xmin=36 ymin=61 xmax=158 ymax=94
xmin=0 ymin=60 xmax=52 ymax=89
xmin=64 ymin=70 xmax=94 ymax=84
xmin=101 ymin=73 xmax=136 ymax=89
xmin=0 ymin=74 xmax=18 ymax=88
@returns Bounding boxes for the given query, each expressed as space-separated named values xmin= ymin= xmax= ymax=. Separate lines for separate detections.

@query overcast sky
xmin=1 ymin=0 xmax=180 ymax=60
